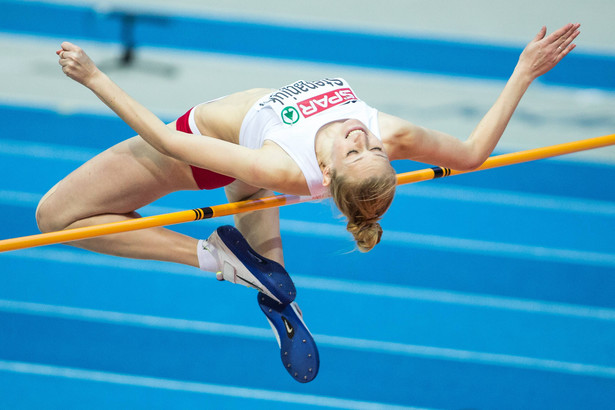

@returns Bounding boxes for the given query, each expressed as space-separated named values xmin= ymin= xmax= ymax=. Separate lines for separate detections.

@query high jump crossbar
xmin=0 ymin=133 xmax=613 ymax=253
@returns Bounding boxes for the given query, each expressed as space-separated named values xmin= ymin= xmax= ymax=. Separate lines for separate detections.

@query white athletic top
xmin=239 ymin=78 xmax=380 ymax=198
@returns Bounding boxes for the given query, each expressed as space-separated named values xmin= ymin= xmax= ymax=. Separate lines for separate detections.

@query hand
xmin=56 ymin=42 xmax=101 ymax=88
xmin=516 ymin=23 xmax=581 ymax=80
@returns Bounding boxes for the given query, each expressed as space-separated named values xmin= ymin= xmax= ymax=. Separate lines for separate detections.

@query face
xmin=317 ymin=119 xmax=391 ymax=185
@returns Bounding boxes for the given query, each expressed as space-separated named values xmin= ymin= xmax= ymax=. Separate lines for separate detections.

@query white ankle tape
xmin=197 ymin=239 xmax=220 ymax=273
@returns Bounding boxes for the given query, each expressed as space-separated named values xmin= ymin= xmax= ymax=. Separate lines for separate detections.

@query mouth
xmin=345 ymin=128 xmax=366 ymax=139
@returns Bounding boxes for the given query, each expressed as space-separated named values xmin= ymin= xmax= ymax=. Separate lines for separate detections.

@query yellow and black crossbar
xmin=0 ymin=133 xmax=613 ymax=253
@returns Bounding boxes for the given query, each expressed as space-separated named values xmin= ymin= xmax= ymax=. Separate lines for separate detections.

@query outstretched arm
xmin=382 ymin=23 xmax=581 ymax=169
xmin=56 ymin=42 xmax=281 ymax=189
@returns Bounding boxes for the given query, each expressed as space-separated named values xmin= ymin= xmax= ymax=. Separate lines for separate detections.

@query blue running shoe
xmin=258 ymin=292 xmax=319 ymax=383
xmin=207 ymin=225 xmax=296 ymax=305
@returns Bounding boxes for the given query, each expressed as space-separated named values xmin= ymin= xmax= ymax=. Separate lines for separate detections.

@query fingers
xmin=533 ymin=26 xmax=547 ymax=42
xmin=558 ymin=43 xmax=576 ymax=60
xmin=549 ymin=23 xmax=581 ymax=40
xmin=55 ymin=41 xmax=97 ymax=85
xmin=56 ymin=47 xmax=71 ymax=71
xmin=552 ymin=24 xmax=580 ymax=62
xmin=558 ymin=28 xmax=580 ymax=53
xmin=56 ymin=41 xmax=82 ymax=60
xmin=60 ymin=41 xmax=78 ymax=52
xmin=519 ymin=23 xmax=581 ymax=79
xmin=533 ymin=23 xmax=580 ymax=64
xmin=546 ymin=23 xmax=581 ymax=46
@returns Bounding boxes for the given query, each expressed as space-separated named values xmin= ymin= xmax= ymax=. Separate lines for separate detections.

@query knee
xmin=225 ymin=181 xmax=272 ymax=202
xmin=35 ymin=192 xmax=66 ymax=233
xmin=35 ymin=199 xmax=54 ymax=233
xmin=246 ymin=188 xmax=274 ymax=201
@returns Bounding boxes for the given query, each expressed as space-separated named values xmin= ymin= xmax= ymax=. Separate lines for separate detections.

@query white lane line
xmin=3 ymin=138 xmax=615 ymax=216
xmin=3 ymin=247 xmax=215 ymax=278
xmin=0 ymin=190 xmax=42 ymax=206
xmin=1 ymin=299 xmax=614 ymax=379
xmin=292 ymin=275 xmax=615 ymax=322
xmin=4 ymin=193 xmax=613 ymax=268
xmin=396 ymin=184 xmax=615 ymax=216
xmin=0 ymin=298 xmax=270 ymax=339
xmin=0 ymin=139 xmax=98 ymax=162
xmin=0 ymin=360 xmax=423 ymax=410
xmin=315 ymin=334 xmax=615 ymax=380
xmin=281 ymin=220 xmax=615 ymax=268
xmin=5 ymin=247 xmax=615 ymax=322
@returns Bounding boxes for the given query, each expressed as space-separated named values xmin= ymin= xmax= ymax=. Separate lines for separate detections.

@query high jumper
xmin=34 ymin=24 xmax=580 ymax=382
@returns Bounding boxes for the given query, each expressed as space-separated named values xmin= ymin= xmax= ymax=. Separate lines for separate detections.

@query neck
xmin=314 ymin=125 xmax=332 ymax=172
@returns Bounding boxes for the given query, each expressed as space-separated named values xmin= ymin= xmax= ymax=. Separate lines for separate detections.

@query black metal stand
xmin=98 ymin=9 xmax=176 ymax=77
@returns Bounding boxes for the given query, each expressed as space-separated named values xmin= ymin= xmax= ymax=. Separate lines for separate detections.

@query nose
xmin=348 ymin=129 xmax=367 ymax=143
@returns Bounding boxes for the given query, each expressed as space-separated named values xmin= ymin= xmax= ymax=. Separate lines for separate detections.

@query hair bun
xmin=347 ymin=221 xmax=383 ymax=253
xmin=328 ymin=167 xmax=397 ymax=253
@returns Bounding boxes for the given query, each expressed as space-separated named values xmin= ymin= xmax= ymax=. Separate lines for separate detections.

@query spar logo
xmin=297 ymin=88 xmax=357 ymax=119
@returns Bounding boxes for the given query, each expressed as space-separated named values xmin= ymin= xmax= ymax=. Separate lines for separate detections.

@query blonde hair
xmin=329 ymin=166 xmax=397 ymax=252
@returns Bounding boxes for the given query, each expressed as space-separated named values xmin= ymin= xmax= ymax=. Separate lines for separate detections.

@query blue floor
xmin=1 ymin=101 xmax=614 ymax=409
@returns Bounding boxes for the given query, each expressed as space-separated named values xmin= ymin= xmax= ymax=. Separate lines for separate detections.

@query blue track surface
xmin=1 ymin=98 xmax=614 ymax=410
xmin=1 ymin=3 xmax=615 ymax=407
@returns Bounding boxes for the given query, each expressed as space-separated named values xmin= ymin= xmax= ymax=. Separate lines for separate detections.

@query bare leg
xmin=62 ymin=213 xmax=200 ymax=266
xmin=227 ymin=182 xmax=320 ymax=382
xmin=36 ymin=135 xmax=201 ymax=267
xmin=224 ymin=180 xmax=284 ymax=266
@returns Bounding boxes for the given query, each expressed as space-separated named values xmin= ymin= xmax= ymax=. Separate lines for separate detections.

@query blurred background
xmin=0 ymin=1 xmax=614 ymax=409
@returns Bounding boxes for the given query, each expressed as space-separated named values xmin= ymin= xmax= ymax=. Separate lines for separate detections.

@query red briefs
xmin=175 ymin=108 xmax=236 ymax=190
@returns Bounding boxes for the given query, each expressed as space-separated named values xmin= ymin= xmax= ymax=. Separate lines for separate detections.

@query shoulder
xmin=193 ymin=88 xmax=273 ymax=143
xmin=378 ymin=111 xmax=424 ymax=161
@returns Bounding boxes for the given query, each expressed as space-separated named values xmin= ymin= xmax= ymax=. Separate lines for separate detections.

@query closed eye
xmin=370 ymin=147 xmax=382 ymax=151
xmin=346 ymin=150 xmax=359 ymax=156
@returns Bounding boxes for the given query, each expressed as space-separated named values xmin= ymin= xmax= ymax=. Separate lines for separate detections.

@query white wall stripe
xmin=1 ymin=299 xmax=614 ymax=379
xmin=5 ymin=247 xmax=615 ymax=322
xmin=0 ymin=360 xmax=423 ymax=410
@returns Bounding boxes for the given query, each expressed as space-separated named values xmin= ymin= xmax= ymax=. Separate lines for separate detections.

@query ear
xmin=322 ymin=165 xmax=332 ymax=187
